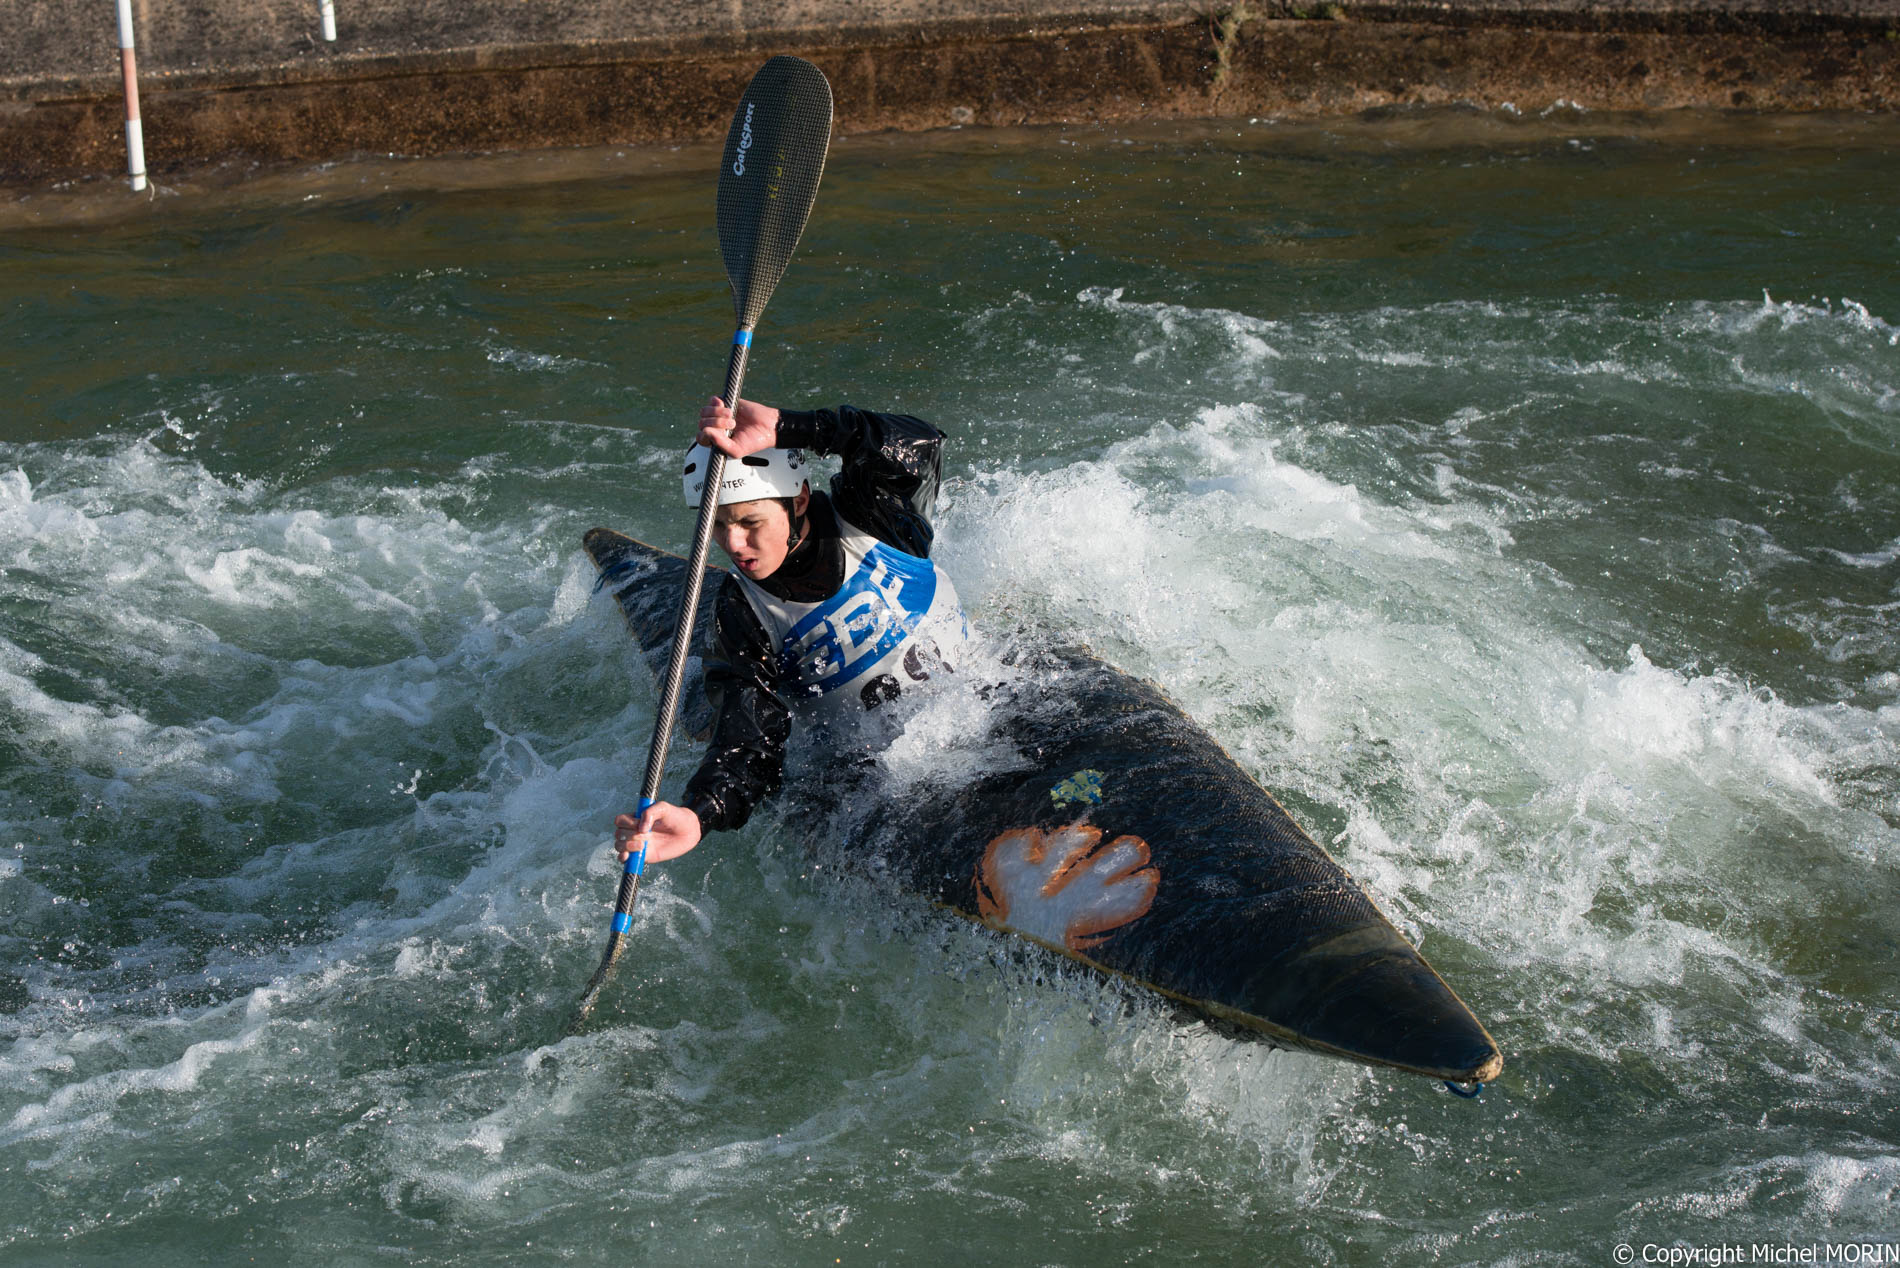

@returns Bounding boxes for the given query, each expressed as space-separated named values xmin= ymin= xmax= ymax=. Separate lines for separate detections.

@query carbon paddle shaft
xmin=574 ymin=57 xmax=832 ymax=1028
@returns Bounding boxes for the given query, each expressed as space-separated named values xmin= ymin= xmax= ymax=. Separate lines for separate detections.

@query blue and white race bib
xmin=736 ymin=518 xmax=966 ymax=715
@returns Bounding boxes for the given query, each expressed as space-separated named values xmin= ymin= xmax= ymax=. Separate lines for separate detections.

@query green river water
xmin=1 ymin=111 xmax=1897 ymax=1264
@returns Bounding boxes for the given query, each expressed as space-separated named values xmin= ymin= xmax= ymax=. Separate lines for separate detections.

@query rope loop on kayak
xmin=593 ymin=558 xmax=641 ymax=594
xmin=1443 ymin=1080 xmax=1485 ymax=1099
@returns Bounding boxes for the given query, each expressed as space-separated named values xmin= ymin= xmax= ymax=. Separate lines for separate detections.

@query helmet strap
xmin=783 ymin=500 xmax=807 ymax=554
xmin=780 ymin=482 xmax=811 ymax=555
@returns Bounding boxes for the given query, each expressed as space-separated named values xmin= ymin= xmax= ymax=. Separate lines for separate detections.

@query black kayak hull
xmin=584 ymin=527 xmax=1503 ymax=1085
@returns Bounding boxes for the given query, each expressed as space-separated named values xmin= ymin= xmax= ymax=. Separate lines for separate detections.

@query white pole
xmin=320 ymin=0 xmax=336 ymax=42
xmin=115 ymin=0 xmax=147 ymax=191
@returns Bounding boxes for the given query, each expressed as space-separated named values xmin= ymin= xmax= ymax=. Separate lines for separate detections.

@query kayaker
xmin=613 ymin=395 xmax=967 ymax=865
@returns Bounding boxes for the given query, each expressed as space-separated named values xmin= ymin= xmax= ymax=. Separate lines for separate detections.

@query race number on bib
xmin=779 ymin=543 xmax=938 ymax=694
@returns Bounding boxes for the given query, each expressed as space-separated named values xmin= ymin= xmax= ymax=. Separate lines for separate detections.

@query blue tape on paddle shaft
xmin=621 ymin=796 xmax=655 ymax=879
xmin=732 ymin=328 xmax=753 ymax=347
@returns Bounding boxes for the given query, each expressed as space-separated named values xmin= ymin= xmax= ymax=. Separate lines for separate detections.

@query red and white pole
xmin=320 ymin=1 xmax=336 ymax=43
xmin=115 ymin=0 xmax=147 ymax=191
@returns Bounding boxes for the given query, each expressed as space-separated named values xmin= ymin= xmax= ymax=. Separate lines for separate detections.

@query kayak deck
xmin=584 ymin=526 xmax=1502 ymax=1085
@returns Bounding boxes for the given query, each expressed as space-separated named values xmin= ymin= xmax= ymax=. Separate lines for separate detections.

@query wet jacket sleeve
xmin=680 ymin=577 xmax=790 ymax=834
xmin=776 ymin=404 xmax=946 ymax=558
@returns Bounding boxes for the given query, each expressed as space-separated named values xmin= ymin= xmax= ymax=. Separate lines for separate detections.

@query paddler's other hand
xmin=613 ymin=802 xmax=703 ymax=864
xmin=698 ymin=396 xmax=781 ymax=460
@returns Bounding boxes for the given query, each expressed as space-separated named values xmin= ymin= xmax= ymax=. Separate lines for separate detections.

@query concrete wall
xmin=4 ymin=0 xmax=1898 ymax=185
xmin=2 ymin=1 xmax=1191 ymax=82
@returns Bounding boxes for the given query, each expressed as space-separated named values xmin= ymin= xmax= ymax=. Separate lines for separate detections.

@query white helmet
xmin=682 ymin=444 xmax=809 ymax=506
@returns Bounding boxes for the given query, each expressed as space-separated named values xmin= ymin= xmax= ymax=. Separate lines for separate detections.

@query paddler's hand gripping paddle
xmin=572 ymin=57 xmax=834 ymax=1028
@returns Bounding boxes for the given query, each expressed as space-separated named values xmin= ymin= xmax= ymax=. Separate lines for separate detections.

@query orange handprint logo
xmin=975 ymin=823 xmax=1159 ymax=953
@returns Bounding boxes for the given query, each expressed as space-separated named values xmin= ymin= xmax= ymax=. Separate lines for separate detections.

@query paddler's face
xmin=714 ymin=487 xmax=810 ymax=580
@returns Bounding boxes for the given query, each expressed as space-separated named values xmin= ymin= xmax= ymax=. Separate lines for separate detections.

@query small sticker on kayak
xmin=975 ymin=823 xmax=1158 ymax=953
xmin=1049 ymin=769 xmax=1105 ymax=808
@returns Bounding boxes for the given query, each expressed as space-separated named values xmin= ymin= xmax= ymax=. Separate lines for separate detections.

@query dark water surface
xmin=2 ymin=112 xmax=1897 ymax=1263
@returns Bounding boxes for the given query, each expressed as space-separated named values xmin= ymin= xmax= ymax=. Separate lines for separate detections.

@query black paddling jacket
xmin=681 ymin=404 xmax=946 ymax=833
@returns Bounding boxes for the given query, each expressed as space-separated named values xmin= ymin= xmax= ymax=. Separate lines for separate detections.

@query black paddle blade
xmin=717 ymin=56 xmax=833 ymax=330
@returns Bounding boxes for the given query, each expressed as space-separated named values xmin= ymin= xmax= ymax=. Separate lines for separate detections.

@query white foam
xmin=0 ymin=633 xmax=282 ymax=803
xmin=942 ymin=391 xmax=1899 ymax=1059
xmin=0 ymin=468 xmax=100 ymax=550
xmin=1822 ymin=535 xmax=1900 ymax=569
xmin=358 ymin=673 xmax=440 ymax=726
xmin=1562 ymin=645 xmax=1836 ymax=804
xmin=1800 ymin=1151 xmax=1900 ymax=1221
xmin=1076 ymin=286 xmax=1284 ymax=368
xmin=3 ymin=993 xmax=273 ymax=1140
xmin=2 ymin=262 xmax=1897 ymax=1253
xmin=540 ymin=553 xmax=595 ymax=629
xmin=179 ymin=545 xmax=325 ymax=606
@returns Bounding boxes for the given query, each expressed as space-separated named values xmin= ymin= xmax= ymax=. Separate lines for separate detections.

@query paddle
xmin=571 ymin=56 xmax=834 ymax=1028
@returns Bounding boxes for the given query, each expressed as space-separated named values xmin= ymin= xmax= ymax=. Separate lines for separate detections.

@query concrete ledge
xmin=4 ymin=1 xmax=1898 ymax=186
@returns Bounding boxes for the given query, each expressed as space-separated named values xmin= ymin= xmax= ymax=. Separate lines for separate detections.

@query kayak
xmin=585 ymin=526 xmax=1503 ymax=1086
